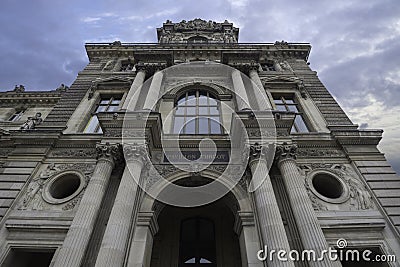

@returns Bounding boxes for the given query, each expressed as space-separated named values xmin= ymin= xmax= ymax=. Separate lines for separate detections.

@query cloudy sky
xmin=1 ymin=0 xmax=399 ymax=174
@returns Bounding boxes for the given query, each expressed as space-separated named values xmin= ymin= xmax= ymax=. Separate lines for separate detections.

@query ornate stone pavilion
xmin=0 ymin=19 xmax=399 ymax=267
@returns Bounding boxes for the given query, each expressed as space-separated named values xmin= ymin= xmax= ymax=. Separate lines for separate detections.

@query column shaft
xmin=94 ymin=159 xmax=144 ymax=267
xmin=53 ymin=157 xmax=115 ymax=267
xmin=143 ymin=70 xmax=163 ymax=110
xmin=232 ymin=69 xmax=251 ymax=110
xmin=279 ymin=158 xmax=341 ymax=267
xmin=122 ymin=69 xmax=146 ymax=110
xmin=249 ymin=69 xmax=272 ymax=110
xmin=250 ymin=159 xmax=295 ymax=267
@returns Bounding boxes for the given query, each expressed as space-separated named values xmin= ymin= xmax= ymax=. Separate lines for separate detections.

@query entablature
xmin=85 ymin=42 xmax=311 ymax=63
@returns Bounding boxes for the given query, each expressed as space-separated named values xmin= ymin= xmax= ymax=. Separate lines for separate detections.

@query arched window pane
xmin=209 ymin=106 xmax=219 ymax=115
xmin=199 ymin=107 xmax=208 ymax=115
xmin=184 ymin=118 xmax=196 ymax=134
xmin=185 ymin=258 xmax=196 ymax=264
xmin=176 ymin=106 xmax=184 ymax=115
xmin=198 ymin=95 xmax=208 ymax=105
xmin=174 ymin=117 xmax=185 ymax=133
xmin=187 ymin=92 xmax=196 ymax=105
xmin=173 ymin=90 xmax=222 ymax=135
xmin=208 ymin=97 xmax=217 ymax=105
xmin=200 ymin=258 xmax=212 ymax=263
xmin=210 ymin=118 xmax=221 ymax=134
xmin=198 ymin=118 xmax=208 ymax=134
xmin=186 ymin=107 xmax=196 ymax=115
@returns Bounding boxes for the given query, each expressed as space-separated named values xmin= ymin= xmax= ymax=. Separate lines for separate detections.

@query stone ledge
xmin=317 ymin=210 xmax=386 ymax=231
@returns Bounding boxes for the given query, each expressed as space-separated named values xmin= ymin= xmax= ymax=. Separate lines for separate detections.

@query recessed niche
xmin=42 ymin=171 xmax=85 ymax=204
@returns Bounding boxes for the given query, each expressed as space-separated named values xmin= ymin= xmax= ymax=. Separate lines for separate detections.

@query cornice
xmin=85 ymin=43 xmax=311 ymax=61
xmin=0 ymin=92 xmax=61 ymax=105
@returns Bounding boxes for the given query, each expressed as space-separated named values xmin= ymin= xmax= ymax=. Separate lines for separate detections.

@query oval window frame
xmin=42 ymin=170 xmax=86 ymax=204
xmin=306 ymin=169 xmax=350 ymax=204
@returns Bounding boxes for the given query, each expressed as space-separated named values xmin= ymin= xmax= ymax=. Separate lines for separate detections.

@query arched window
xmin=173 ymin=90 xmax=222 ymax=134
xmin=179 ymin=217 xmax=216 ymax=266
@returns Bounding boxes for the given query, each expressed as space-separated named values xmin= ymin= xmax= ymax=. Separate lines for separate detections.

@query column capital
xmin=134 ymin=64 xmax=148 ymax=73
xmin=135 ymin=62 xmax=167 ymax=75
xmin=96 ymin=142 xmax=122 ymax=163
xmin=248 ymin=142 xmax=270 ymax=165
xmin=275 ymin=142 xmax=297 ymax=165
xmin=229 ymin=62 xmax=260 ymax=74
xmin=123 ymin=142 xmax=150 ymax=164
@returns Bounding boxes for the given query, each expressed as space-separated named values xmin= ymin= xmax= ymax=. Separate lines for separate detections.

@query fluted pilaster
xmin=249 ymin=68 xmax=272 ymax=110
xmin=248 ymin=143 xmax=295 ymax=267
xmin=232 ymin=69 xmax=251 ymax=110
xmin=95 ymin=143 xmax=149 ymax=267
xmin=53 ymin=143 xmax=121 ymax=267
xmin=143 ymin=69 xmax=163 ymax=111
xmin=276 ymin=143 xmax=341 ymax=267
xmin=122 ymin=67 xmax=146 ymax=110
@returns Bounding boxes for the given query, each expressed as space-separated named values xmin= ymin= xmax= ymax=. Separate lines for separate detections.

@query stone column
xmin=143 ymin=68 xmax=163 ymax=111
xmin=248 ymin=143 xmax=295 ymax=267
xmin=52 ymin=143 xmax=121 ymax=267
xmin=249 ymin=68 xmax=272 ymax=110
xmin=232 ymin=69 xmax=251 ymax=110
xmin=94 ymin=143 xmax=148 ymax=267
xmin=122 ymin=67 xmax=146 ymax=110
xmin=276 ymin=143 xmax=341 ymax=267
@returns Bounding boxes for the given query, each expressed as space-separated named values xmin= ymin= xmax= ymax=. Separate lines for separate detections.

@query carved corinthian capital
xmin=248 ymin=142 xmax=271 ymax=164
xmin=276 ymin=142 xmax=298 ymax=164
xmin=96 ymin=142 xmax=122 ymax=163
xmin=123 ymin=143 xmax=150 ymax=164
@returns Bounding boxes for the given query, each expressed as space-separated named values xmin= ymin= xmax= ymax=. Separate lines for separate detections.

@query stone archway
xmin=125 ymin=173 xmax=263 ymax=267
xmin=150 ymin=192 xmax=242 ymax=267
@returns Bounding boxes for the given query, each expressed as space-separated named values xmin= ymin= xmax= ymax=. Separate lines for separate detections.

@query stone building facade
xmin=0 ymin=19 xmax=399 ymax=267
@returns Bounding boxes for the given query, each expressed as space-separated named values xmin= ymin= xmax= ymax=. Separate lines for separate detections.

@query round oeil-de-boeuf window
xmin=307 ymin=170 xmax=349 ymax=204
xmin=42 ymin=171 xmax=85 ymax=204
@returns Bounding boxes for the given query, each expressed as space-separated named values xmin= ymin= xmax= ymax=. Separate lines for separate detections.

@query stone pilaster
xmin=143 ymin=68 xmax=164 ymax=111
xmin=232 ymin=69 xmax=251 ymax=110
xmin=122 ymin=67 xmax=146 ymax=110
xmin=95 ymin=143 xmax=149 ymax=267
xmin=273 ymin=61 xmax=283 ymax=71
xmin=52 ymin=143 xmax=121 ymax=267
xmin=126 ymin=212 xmax=159 ymax=267
xmin=249 ymin=68 xmax=272 ymax=110
xmin=248 ymin=143 xmax=295 ymax=267
xmin=276 ymin=143 xmax=341 ymax=267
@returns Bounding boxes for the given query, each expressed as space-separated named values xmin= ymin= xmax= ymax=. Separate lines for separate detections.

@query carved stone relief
xmin=49 ymin=148 xmax=97 ymax=158
xmin=145 ymin=163 xmax=248 ymax=192
xmin=0 ymin=149 xmax=13 ymax=157
xmin=299 ymin=163 xmax=374 ymax=211
xmin=297 ymin=148 xmax=345 ymax=158
xmin=18 ymin=163 xmax=95 ymax=211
